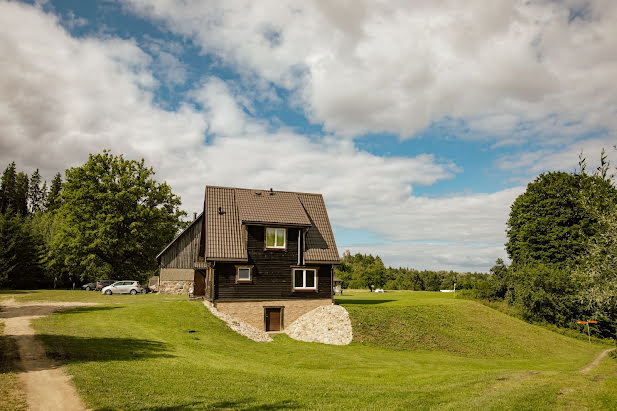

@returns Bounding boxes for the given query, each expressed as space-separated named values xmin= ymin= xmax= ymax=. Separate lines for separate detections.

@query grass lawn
xmin=2 ymin=289 xmax=616 ymax=410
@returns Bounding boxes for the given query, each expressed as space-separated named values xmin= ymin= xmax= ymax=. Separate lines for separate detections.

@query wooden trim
xmin=235 ymin=265 xmax=254 ymax=284
xmin=264 ymin=227 xmax=287 ymax=251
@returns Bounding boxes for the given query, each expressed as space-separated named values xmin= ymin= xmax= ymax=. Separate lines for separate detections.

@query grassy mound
xmin=1 ymin=290 xmax=615 ymax=410
xmin=339 ymin=291 xmax=595 ymax=359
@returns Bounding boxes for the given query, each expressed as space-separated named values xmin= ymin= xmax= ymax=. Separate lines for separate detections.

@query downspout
xmin=298 ymin=229 xmax=301 ymax=266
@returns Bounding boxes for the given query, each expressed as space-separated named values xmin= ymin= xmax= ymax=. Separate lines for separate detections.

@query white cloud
xmin=122 ymin=0 xmax=617 ymax=142
xmin=496 ymin=137 xmax=617 ymax=175
xmin=0 ymin=2 xmax=529 ymax=271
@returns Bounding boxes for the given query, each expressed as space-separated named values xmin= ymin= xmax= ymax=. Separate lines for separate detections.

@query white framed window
xmin=293 ymin=268 xmax=317 ymax=290
xmin=266 ymin=227 xmax=286 ymax=249
xmin=236 ymin=266 xmax=252 ymax=283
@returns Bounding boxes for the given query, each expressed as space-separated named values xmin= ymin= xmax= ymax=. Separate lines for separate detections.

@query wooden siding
xmin=160 ymin=215 xmax=202 ymax=269
xmin=215 ymin=225 xmax=332 ymax=300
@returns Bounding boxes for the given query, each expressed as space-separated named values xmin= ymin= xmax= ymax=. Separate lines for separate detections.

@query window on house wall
xmin=236 ymin=266 xmax=252 ymax=283
xmin=293 ymin=268 xmax=317 ymax=290
xmin=266 ymin=227 xmax=286 ymax=249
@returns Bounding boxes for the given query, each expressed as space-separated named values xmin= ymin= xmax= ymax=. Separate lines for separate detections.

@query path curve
xmin=0 ymin=298 xmax=97 ymax=411
xmin=581 ymin=348 xmax=616 ymax=374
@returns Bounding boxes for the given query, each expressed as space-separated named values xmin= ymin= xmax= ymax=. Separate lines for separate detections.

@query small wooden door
xmin=265 ymin=308 xmax=282 ymax=331
xmin=193 ymin=271 xmax=205 ymax=296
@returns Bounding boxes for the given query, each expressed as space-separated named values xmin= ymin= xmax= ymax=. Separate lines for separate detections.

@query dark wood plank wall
xmin=215 ymin=226 xmax=332 ymax=300
xmin=160 ymin=216 xmax=202 ymax=269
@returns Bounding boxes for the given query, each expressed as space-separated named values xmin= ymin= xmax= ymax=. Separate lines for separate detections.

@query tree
xmin=0 ymin=162 xmax=17 ymax=214
xmin=48 ymin=151 xmax=186 ymax=282
xmin=46 ymin=173 xmax=62 ymax=212
xmin=14 ymin=172 xmax=29 ymax=216
xmin=28 ymin=169 xmax=46 ymax=213
xmin=0 ymin=210 xmax=46 ymax=288
xmin=506 ymin=171 xmax=617 ymax=266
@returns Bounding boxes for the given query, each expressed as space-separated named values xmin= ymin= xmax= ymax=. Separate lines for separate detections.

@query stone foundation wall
xmin=160 ymin=268 xmax=194 ymax=281
xmin=214 ymin=299 xmax=332 ymax=331
xmin=159 ymin=280 xmax=193 ymax=295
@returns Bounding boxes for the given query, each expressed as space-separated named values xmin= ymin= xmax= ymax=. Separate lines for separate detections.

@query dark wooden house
xmin=157 ymin=186 xmax=340 ymax=331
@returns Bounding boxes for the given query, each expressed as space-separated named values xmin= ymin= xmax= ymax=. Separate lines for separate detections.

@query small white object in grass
xmin=375 ymin=288 xmax=384 ymax=293
xmin=440 ymin=289 xmax=455 ymax=292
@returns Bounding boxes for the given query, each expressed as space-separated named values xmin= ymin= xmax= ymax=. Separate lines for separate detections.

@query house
xmin=156 ymin=186 xmax=340 ymax=332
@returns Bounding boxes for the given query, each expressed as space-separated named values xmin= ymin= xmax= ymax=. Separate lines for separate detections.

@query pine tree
xmin=0 ymin=162 xmax=17 ymax=214
xmin=29 ymin=169 xmax=45 ymax=213
xmin=46 ymin=173 xmax=62 ymax=212
xmin=15 ymin=172 xmax=29 ymax=216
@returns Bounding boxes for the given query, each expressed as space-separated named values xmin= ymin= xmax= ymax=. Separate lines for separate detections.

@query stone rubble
xmin=285 ymin=304 xmax=353 ymax=345
xmin=203 ymin=301 xmax=273 ymax=342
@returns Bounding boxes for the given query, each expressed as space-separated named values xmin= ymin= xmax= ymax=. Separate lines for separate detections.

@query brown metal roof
xmin=204 ymin=186 xmax=339 ymax=263
xmin=298 ymin=193 xmax=340 ymax=263
xmin=205 ymin=186 xmax=247 ymax=261
xmin=235 ymin=188 xmax=311 ymax=226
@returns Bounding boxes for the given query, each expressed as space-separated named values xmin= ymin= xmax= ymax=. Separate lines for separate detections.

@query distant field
xmin=1 ymin=289 xmax=616 ymax=410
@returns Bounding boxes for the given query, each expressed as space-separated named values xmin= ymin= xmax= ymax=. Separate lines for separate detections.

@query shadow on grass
xmin=31 ymin=334 xmax=174 ymax=369
xmin=114 ymin=398 xmax=301 ymax=410
xmin=337 ymin=299 xmax=395 ymax=305
xmin=0 ymin=305 xmax=120 ymax=319
xmin=0 ymin=290 xmax=31 ymax=295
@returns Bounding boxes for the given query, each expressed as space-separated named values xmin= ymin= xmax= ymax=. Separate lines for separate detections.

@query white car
xmin=101 ymin=280 xmax=142 ymax=295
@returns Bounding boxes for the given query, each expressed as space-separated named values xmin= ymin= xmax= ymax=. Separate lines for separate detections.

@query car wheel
xmin=85 ymin=286 xmax=91 ymax=291
xmin=130 ymin=289 xmax=137 ymax=295
xmin=105 ymin=290 xmax=112 ymax=295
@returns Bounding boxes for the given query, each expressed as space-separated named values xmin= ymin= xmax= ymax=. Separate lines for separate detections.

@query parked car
xmin=101 ymin=281 xmax=142 ymax=295
xmin=81 ymin=281 xmax=98 ymax=291
xmin=81 ymin=279 xmax=115 ymax=291
xmin=96 ymin=280 xmax=115 ymax=291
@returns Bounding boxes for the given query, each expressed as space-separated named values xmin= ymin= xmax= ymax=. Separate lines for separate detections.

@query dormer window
xmin=266 ymin=227 xmax=286 ymax=249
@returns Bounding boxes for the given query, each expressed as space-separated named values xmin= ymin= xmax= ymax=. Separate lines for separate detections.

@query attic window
xmin=266 ymin=227 xmax=286 ymax=249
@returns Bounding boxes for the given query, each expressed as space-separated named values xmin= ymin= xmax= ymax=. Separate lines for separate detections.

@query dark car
xmin=81 ymin=279 xmax=114 ymax=291
xmin=96 ymin=280 xmax=115 ymax=291
xmin=81 ymin=281 xmax=97 ymax=291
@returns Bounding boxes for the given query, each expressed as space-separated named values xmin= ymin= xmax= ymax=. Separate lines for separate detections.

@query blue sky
xmin=2 ymin=0 xmax=617 ymax=271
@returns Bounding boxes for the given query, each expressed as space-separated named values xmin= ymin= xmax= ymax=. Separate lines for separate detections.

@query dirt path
xmin=0 ymin=299 xmax=97 ymax=411
xmin=581 ymin=347 xmax=616 ymax=374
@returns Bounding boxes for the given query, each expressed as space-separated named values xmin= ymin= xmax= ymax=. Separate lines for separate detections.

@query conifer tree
xmin=29 ymin=169 xmax=45 ymax=213
xmin=15 ymin=172 xmax=29 ymax=216
xmin=46 ymin=173 xmax=62 ymax=212
xmin=0 ymin=162 xmax=17 ymax=214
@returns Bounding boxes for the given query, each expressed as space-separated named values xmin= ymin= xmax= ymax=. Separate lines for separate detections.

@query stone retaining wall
xmin=215 ymin=299 xmax=332 ymax=331
xmin=159 ymin=280 xmax=193 ymax=295
xmin=285 ymin=305 xmax=353 ymax=345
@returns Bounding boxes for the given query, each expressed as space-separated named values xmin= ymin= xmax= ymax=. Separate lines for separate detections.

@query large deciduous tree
xmin=48 ymin=151 xmax=186 ymax=282
xmin=505 ymin=171 xmax=617 ymax=266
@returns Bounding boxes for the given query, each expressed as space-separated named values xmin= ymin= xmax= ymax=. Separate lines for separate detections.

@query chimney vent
xmin=193 ymin=212 xmax=197 ymax=221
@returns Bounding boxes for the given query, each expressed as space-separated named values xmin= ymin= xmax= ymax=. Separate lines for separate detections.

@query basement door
xmin=193 ymin=271 xmax=205 ymax=296
xmin=264 ymin=307 xmax=282 ymax=332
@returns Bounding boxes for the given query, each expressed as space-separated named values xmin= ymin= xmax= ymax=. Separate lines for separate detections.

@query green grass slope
xmin=339 ymin=291 xmax=600 ymax=361
xmin=1 ymin=290 xmax=615 ymax=410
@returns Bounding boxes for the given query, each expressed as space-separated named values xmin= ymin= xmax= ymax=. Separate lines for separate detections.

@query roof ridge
xmin=206 ymin=185 xmax=323 ymax=196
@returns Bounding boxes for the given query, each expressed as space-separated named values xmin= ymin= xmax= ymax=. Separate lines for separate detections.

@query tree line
xmin=0 ymin=151 xmax=185 ymax=289
xmin=334 ymin=251 xmax=488 ymax=292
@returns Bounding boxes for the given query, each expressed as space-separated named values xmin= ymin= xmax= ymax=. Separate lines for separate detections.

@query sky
xmin=1 ymin=0 xmax=617 ymax=272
